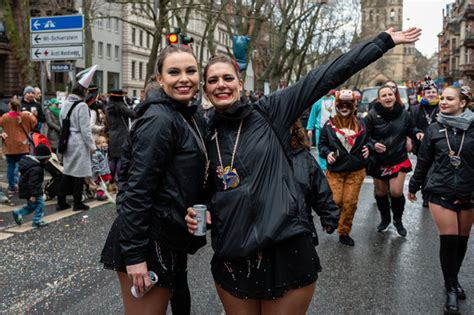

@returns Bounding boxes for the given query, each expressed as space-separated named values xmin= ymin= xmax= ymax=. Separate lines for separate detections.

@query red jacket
xmin=0 ymin=111 xmax=37 ymax=155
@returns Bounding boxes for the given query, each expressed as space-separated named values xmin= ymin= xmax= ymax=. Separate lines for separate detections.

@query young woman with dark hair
xmin=365 ymin=85 xmax=423 ymax=237
xmin=186 ymin=28 xmax=421 ymax=314
xmin=409 ymin=86 xmax=473 ymax=315
xmin=101 ymin=45 xmax=207 ymax=315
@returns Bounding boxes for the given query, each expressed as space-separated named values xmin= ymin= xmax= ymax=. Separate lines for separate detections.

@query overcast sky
xmin=403 ymin=0 xmax=454 ymax=57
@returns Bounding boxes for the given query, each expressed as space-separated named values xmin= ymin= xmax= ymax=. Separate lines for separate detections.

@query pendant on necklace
xmin=222 ymin=166 xmax=240 ymax=190
xmin=217 ymin=165 xmax=225 ymax=179
xmin=450 ymin=155 xmax=462 ymax=168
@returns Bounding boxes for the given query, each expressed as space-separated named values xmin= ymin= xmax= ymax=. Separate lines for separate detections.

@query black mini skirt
xmin=428 ymin=194 xmax=473 ymax=212
xmin=211 ymin=233 xmax=321 ymax=300
xmin=100 ymin=216 xmax=187 ymax=292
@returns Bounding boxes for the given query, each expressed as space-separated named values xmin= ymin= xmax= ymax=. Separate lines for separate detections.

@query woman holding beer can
xmin=100 ymin=45 xmax=208 ymax=315
xmin=408 ymin=86 xmax=473 ymax=315
xmin=186 ymin=28 xmax=421 ymax=314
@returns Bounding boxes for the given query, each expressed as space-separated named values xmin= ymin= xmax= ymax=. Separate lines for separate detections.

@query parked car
xmin=357 ymin=86 xmax=408 ymax=117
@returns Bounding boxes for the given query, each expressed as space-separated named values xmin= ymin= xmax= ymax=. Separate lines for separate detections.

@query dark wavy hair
xmin=290 ymin=120 xmax=310 ymax=151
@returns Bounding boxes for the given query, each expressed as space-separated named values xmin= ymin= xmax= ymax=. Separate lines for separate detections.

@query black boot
xmin=56 ymin=196 xmax=71 ymax=211
xmin=72 ymin=177 xmax=88 ymax=211
xmin=391 ymin=195 xmax=407 ymax=237
xmin=445 ymin=281 xmax=460 ymax=315
xmin=440 ymin=235 xmax=460 ymax=314
xmin=455 ymin=236 xmax=469 ymax=300
xmin=375 ymin=195 xmax=391 ymax=232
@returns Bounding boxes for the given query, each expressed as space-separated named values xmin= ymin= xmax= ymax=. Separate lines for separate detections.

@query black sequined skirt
xmin=100 ymin=216 xmax=187 ymax=292
xmin=211 ymin=233 xmax=321 ymax=300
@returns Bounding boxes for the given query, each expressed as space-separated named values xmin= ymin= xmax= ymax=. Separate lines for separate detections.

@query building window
xmin=132 ymin=27 xmax=136 ymax=45
xmin=106 ymin=18 xmax=111 ymax=30
xmin=114 ymin=19 xmax=119 ymax=32
xmin=106 ymin=43 xmax=111 ymax=58
xmin=139 ymin=62 xmax=143 ymax=80
xmin=133 ymin=90 xmax=137 ymax=97
xmin=98 ymin=41 xmax=103 ymax=57
xmin=140 ymin=30 xmax=144 ymax=47
xmin=95 ymin=70 xmax=104 ymax=90
xmin=107 ymin=72 xmax=120 ymax=91
xmin=147 ymin=33 xmax=150 ymax=48
xmin=369 ymin=10 xmax=373 ymax=22
xmin=132 ymin=61 xmax=136 ymax=79
xmin=114 ymin=45 xmax=119 ymax=60
xmin=390 ymin=9 xmax=395 ymax=21
xmin=96 ymin=14 xmax=103 ymax=28
xmin=92 ymin=40 xmax=95 ymax=56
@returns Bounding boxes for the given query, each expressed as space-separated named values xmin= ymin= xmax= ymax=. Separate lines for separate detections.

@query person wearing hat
xmin=56 ymin=65 xmax=97 ymax=211
xmin=105 ymin=89 xmax=137 ymax=186
xmin=306 ymin=90 xmax=337 ymax=171
xmin=86 ymin=85 xmax=107 ymax=140
xmin=11 ymin=144 xmax=51 ymax=228
xmin=45 ymin=98 xmax=61 ymax=153
xmin=319 ymin=89 xmax=370 ymax=246
xmin=21 ymin=86 xmax=46 ymax=130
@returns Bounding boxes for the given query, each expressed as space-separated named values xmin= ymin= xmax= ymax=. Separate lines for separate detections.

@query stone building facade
xmin=356 ymin=0 xmax=419 ymax=87
xmin=438 ymin=0 xmax=474 ymax=85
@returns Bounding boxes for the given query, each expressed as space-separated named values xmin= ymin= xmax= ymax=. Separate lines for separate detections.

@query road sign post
xmin=30 ymin=15 xmax=84 ymax=99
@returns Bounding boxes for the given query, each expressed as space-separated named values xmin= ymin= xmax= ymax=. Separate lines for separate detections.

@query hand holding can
xmin=193 ymin=204 xmax=207 ymax=236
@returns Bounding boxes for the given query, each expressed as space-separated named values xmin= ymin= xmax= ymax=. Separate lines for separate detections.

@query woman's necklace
xmin=422 ymin=106 xmax=436 ymax=125
xmin=445 ymin=128 xmax=465 ymax=168
xmin=215 ymin=120 xmax=243 ymax=190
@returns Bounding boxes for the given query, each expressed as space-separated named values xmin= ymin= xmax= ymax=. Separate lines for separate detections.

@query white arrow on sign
xmin=31 ymin=31 xmax=83 ymax=47
xmin=31 ymin=46 xmax=83 ymax=61
xmin=33 ymin=20 xmax=41 ymax=29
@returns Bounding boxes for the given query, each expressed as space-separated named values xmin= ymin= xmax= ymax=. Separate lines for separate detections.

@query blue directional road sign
xmin=30 ymin=15 xmax=84 ymax=33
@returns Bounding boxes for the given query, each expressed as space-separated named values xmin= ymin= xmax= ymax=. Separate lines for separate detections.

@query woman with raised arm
xmin=186 ymin=28 xmax=421 ymax=314
xmin=408 ymin=86 xmax=473 ymax=315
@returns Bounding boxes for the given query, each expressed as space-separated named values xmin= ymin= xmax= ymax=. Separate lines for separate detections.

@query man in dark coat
xmin=21 ymin=86 xmax=46 ymax=131
xmin=105 ymin=90 xmax=137 ymax=184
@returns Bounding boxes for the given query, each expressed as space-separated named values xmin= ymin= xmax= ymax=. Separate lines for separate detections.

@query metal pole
xmin=41 ymin=61 xmax=46 ymax=107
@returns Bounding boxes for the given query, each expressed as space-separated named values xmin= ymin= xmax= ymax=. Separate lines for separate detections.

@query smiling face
xmin=423 ymin=87 xmax=438 ymax=100
xmin=156 ymin=52 xmax=199 ymax=103
xmin=204 ymin=62 xmax=243 ymax=110
xmin=439 ymin=87 xmax=466 ymax=116
xmin=378 ymin=87 xmax=396 ymax=109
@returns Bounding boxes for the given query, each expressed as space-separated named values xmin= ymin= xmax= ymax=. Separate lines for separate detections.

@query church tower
xmin=357 ymin=0 xmax=418 ymax=87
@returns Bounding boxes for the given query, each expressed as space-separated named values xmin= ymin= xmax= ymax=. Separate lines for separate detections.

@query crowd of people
xmin=0 ymin=26 xmax=472 ymax=315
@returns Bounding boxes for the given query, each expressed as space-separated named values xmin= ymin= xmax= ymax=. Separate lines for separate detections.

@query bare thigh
xmin=261 ymin=282 xmax=316 ymax=315
xmin=388 ymin=172 xmax=406 ymax=197
xmin=429 ymin=203 xmax=459 ymax=235
xmin=215 ymin=283 xmax=261 ymax=315
xmin=374 ymin=178 xmax=389 ymax=197
xmin=458 ymin=208 xmax=474 ymax=236
xmin=118 ymin=271 xmax=172 ymax=315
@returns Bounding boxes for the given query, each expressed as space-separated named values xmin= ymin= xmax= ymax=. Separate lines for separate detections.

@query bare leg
xmin=388 ymin=172 xmax=406 ymax=198
xmin=429 ymin=203 xmax=459 ymax=235
xmin=118 ymin=271 xmax=172 ymax=315
xmin=261 ymin=282 xmax=316 ymax=315
xmin=457 ymin=209 xmax=473 ymax=236
xmin=215 ymin=283 xmax=261 ymax=315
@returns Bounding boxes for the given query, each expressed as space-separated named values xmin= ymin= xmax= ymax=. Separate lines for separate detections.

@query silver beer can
xmin=193 ymin=204 xmax=207 ymax=236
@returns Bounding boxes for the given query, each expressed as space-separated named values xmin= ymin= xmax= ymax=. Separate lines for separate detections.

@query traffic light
xmin=167 ymin=32 xmax=179 ymax=45
xmin=180 ymin=34 xmax=194 ymax=45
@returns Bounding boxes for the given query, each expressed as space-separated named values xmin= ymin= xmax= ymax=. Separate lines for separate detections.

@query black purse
xmin=58 ymin=100 xmax=81 ymax=154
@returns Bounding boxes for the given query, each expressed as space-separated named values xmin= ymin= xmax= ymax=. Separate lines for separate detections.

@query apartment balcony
xmin=464 ymin=33 xmax=474 ymax=48
xmin=460 ymin=63 xmax=474 ymax=76
xmin=464 ymin=4 xmax=474 ymax=19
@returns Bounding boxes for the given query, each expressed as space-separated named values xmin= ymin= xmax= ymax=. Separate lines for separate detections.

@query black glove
xmin=323 ymin=225 xmax=335 ymax=234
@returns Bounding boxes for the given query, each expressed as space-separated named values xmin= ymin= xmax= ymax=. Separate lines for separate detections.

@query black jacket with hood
xmin=18 ymin=155 xmax=45 ymax=199
xmin=365 ymin=102 xmax=420 ymax=166
xmin=292 ymin=148 xmax=339 ymax=246
xmin=117 ymin=89 xmax=207 ymax=266
xmin=409 ymin=120 xmax=474 ymax=200
xmin=319 ymin=118 xmax=368 ymax=172
xmin=207 ymin=32 xmax=395 ymax=258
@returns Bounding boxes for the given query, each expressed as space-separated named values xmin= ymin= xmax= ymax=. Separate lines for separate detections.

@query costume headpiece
xmin=422 ymin=76 xmax=437 ymax=91
xmin=76 ymin=65 xmax=98 ymax=88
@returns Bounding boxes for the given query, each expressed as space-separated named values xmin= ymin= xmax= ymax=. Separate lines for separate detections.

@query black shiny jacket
xmin=292 ymin=148 xmax=339 ymax=246
xmin=207 ymin=32 xmax=395 ymax=258
xmin=319 ymin=118 xmax=368 ymax=172
xmin=18 ymin=155 xmax=45 ymax=199
xmin=410 ymin=104 xmax=439 ymax=155
xmin=409 ymin=122 xmax=474 ymax=199
xmin=118 ymin=89 xmax=207 ymax=265
xmin=365 ymin=103 xmax=420 ymax=166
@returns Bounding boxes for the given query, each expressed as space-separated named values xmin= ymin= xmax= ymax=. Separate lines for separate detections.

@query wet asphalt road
xmin=1 ymin=178 xmax=473 ymax=315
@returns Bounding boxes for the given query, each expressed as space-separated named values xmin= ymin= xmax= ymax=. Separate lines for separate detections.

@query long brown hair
xmin=290 ymin=120 xmax=310 ymax=151
xmin=8 ymin=96 xmax=22 ymax=124
xmin=203 ymin=55 xmax=240 ymax=85
xmin=156 ymin=45 xmax=196 ymax=75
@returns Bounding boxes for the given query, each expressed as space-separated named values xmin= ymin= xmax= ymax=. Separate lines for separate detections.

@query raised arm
xmin=262 ymin=28 xmax=421 ymax=131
